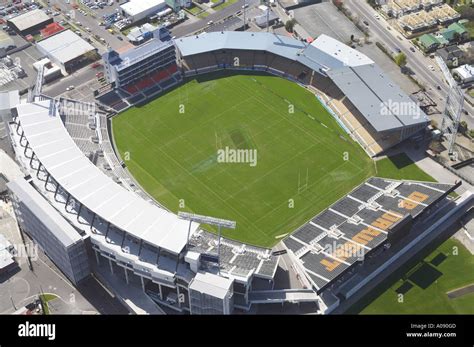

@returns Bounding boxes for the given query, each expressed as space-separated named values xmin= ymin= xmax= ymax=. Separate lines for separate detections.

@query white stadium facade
xmin=3 ymin=28 xmax=473 ymax=314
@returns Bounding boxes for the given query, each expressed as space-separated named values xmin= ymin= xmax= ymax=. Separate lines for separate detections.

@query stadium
xmin=3 ymin=26 xmax=473 ymax=314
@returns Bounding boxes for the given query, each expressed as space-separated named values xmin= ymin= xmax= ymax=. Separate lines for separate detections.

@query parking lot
xmin=294 ymin=2 xmax=362 ymax=43
xmin=47 ymin=0 xmax=128 ymax=51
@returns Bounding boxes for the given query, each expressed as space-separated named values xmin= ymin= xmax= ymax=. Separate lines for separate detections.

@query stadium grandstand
xmin=6 ymin=94 xmax=279 ymax=314
xmin=100 ymin=29 xmax=430 ymax=157
xmin=3 ymin=29 xmax=468 ymax=315
xmin=283 ymin=177 xmax=459 ymax=312
xmin=173 ymin=32 xmax=430 ymax=157
xmin=101 ymin=26 xmax=181 ymax=107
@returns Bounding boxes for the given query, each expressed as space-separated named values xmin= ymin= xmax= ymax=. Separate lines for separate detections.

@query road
xmin=45 ymin=0 xmax=126 ymax=51
xmin=42 ymin=63 xmax=103 ymax=97
xmin=345 ymin=0 xmax=473 ymax=128
xmin=170 ymin=0 xmax=259 ymax=37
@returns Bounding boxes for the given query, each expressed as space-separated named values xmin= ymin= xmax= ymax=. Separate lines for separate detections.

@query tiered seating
xmin=124 ymin=84 xmax=139 ymax=94
xmin=151 ymin=69 xmax=169 ymax=83
xmin=167 ymin=63 xmax=178 ymax=75
xmin=136 ymin=77 xmax=155 ymax=90
xmin=283 ymin=177 xmax=454 ymax=291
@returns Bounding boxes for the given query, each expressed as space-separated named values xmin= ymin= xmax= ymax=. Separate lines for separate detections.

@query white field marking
xmin=321 ymin=123 xmax=328 ymax=128
xmin=275 ymin=233 xmax=289 ymax=239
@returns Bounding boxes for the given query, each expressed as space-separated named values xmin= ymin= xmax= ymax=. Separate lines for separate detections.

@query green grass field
xmin=360 ymin=238 xmax=474 ymax=314
xmin=375 ymin=153 xmax=436 ymax=182
xmin=112 ymin=71 xmax=375 ymax=247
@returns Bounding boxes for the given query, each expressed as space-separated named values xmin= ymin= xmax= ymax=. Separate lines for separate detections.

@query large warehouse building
xmin=7 ymin=9 xmax=53 ymax=36
xmin=120 ymin=0 xmax=168 ymax=23
xmin=37 ymin=30 xmax=98 ymax=75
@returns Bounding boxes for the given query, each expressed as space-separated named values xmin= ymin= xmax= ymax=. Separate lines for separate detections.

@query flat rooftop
xmin=7 ymin=9 xmax=51 ymax=32
xmin=37 ymin=30 xmax=96 ymax=64
xmin=121 ymin=0 xmax=166 ymax=17
xmin=15 ymin=99 xmax=198 ymax=254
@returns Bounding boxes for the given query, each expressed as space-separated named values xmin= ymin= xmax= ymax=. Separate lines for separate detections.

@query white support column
xmin=158 ymin=284 xmax=163 ymax=300
xmin=141 ymin=276 xmax=145 ymax=292
xmin=109 ymin=258 xmax=114 ymax=274
xmin=124 ymin=267 xmax=129 ymax=284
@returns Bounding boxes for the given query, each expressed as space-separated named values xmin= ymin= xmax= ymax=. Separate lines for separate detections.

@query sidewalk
xmin=402 ymin=145 xmax=474 ymax=194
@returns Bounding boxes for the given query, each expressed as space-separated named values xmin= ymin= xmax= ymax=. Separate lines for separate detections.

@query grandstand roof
xmin=7 ymin=178 xmax=82 ymax=247
xmin=308 ymin=34 xmax=374 ymax=68
xmin=15 ymin=100 xmax=198 ymax=254
xmin=7 ymin=9 xmax=51 ymax=32
xmin=176 ymin=32 xmax=427 ymax=132
xmin=37 ymin=30 xmax=96 ymax=64
xmin=283 ymin=177 xmax=454 ymax=292
xmin=176 ymin=31 xmax=307 ymax=62
xmin=327 ymin=64 xmax=429 ymax=132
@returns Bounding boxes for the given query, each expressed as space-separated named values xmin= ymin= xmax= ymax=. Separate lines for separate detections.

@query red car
xmin=96 ymin=72 xmax=104 ymax=78
xmin=91 ymin=62 xmax=102 ymax=68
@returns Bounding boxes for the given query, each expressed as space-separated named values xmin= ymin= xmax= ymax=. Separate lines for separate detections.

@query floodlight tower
xmin=440 ymin=84 xmax=464 ymax=156
xmin=437 ymin=56 xmax=465 ymax=156
xmin=178 ymin=212 xmax=236 ymax=275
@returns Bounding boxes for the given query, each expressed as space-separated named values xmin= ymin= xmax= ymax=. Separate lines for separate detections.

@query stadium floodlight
xmin=178 ymin=212 xmax=236 ymax=274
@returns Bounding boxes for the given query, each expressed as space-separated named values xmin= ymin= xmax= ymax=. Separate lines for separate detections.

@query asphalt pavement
xmin=171 ymin=0 xmax=259 ymax=37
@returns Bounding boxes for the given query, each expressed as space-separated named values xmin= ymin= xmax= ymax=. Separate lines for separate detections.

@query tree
xmin=395 ymin=52 xmax=407 ymax=67
xmin=285 ymin=19 xmax=296 ymax=33
xmin=452 ymin=31 xmax=461 ymax=44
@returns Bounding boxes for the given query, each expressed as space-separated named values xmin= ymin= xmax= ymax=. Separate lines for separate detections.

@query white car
xmin=428 ymin=65 xmax=435 ymax=71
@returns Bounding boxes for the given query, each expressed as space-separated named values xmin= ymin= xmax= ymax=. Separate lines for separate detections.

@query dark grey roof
xmin=327 ymin=64 xmax=429 ymax=132
xmin=283 ymin=178 xmax=454 ymax=291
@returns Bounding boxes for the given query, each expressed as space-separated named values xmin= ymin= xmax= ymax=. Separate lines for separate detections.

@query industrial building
xmin=120 ymin=0 xmax=168 ymax=23
xmin=6 ymin=9 xmax=53 ymax=36
xmin=36 ymin=30 xmax=98 ymax=75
